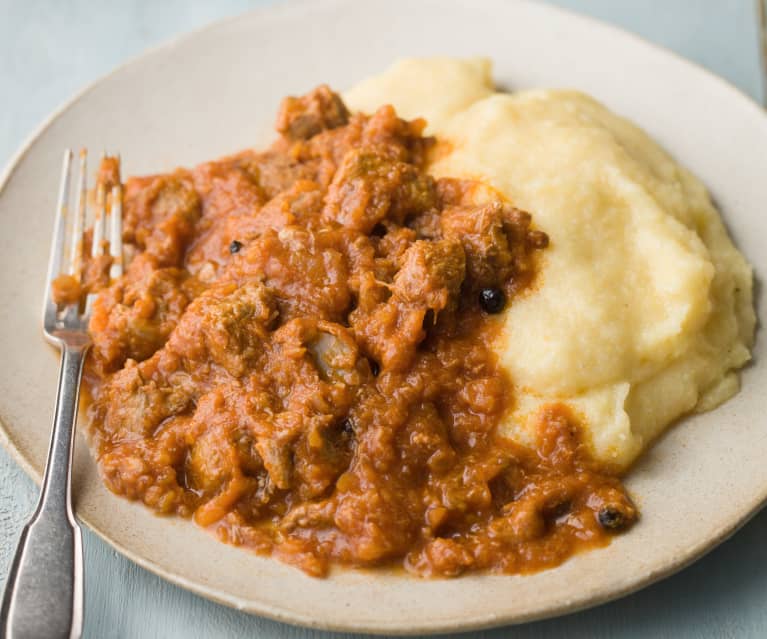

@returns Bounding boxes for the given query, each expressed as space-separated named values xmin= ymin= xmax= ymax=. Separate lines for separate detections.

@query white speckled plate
xmin=0 ymin=0 xmax=765 ymax=634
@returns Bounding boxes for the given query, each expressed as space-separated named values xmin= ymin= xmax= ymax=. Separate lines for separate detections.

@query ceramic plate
xmin=0 ymin=0 xmax=765 ymax=634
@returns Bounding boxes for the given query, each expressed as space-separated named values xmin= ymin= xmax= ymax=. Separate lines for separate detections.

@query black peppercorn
xmin=229 ymin=240 xmax=243 ymax=254
xmin=479 ymin=288 xmax=506 ymax=314
xmin=369 ymin=359 xmax=380 ymax=377
xmin=597 ymin=506 xmax=626 ymax=531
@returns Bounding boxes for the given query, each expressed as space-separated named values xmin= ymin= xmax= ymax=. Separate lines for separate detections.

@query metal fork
xmin=0 ymin=149 xmax=123 ymax=639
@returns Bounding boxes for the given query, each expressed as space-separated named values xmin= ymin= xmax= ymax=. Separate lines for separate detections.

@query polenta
xmin=346 ymin=58 xmax=755 ymax=468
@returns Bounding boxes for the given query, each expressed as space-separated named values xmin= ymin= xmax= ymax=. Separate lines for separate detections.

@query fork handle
xmin=1 ymin=344 xmax=88 ymax=639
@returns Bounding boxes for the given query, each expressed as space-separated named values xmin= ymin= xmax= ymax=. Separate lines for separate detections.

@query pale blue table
xmin=1 ymin=1 xmax=764 ymax=637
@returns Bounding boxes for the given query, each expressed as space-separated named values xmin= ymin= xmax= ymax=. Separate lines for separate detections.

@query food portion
xmin=347 ymin=58 xmax=755 ymax=468
xmin=74 ymin=81 xmax=641 ymax=579
xmin=70 ymin=58 xmax=754 ymax=579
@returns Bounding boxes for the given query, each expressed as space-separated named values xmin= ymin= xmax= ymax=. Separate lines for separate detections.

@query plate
xmin=0 ymin=0 xmax=765 ymax=634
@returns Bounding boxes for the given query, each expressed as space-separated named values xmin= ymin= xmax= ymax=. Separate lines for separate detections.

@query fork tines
xmin=43 ymin=149 xmax=123 ymax=332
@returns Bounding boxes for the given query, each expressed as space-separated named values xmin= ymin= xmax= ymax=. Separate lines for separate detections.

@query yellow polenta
xmin=345 ymin=58 xmax=755 ymax=468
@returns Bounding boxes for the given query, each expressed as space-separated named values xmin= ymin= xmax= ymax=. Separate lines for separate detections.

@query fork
xmin=0 ymin=149 xmax=123 ymax=639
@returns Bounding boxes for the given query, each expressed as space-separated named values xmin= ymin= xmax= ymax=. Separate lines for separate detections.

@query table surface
xmin=1 ymin=1 xmax=765 ymax=637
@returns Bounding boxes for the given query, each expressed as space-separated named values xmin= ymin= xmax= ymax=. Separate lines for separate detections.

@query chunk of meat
xmin=89 ymin=359 xmax=195 ymax=443
xmin=322 ymin=150 xmax=436 ymax=234
xmin=246 ymin=150 xmax=323 ymax=199
xmin=332 ymin=464 xmax=418 ymax=563
xmin=392 ymin=239 xmax=466 ymax=313
xmin=395 ymin=403 xmax=457 ymax=477
xmin=192 ymin=159 xmax=266 ymax=220
xmin=188 ymin=426 xmax=239 ymax=495
xmin=99 ymin=435 xmax=190 ymax=514
xmin=267 ymin=318 xmax=361 ymax=416
xmin=184 ymin=391 xmax=263 ymax=499
xmin=243 ymin=180 xmax=323 ymax=234
xmin=351 ymin=239 xmax=465 ymax=371
xmin=276 ymin=85 xmax=350 ymax=141
xmin=123 ymin=171 xmax=201 ymax=266
xmin=350 ymin=298 xmax=426 ymax=372
xmin=229 ymin=226 xmax=351 ymax=323
xmin=274 ymin=103 xmax=433 ymax=197
xmin=359 ymin=105 xmax=432 ymax=167
xmin=186 ymin=180 xmax=324 ymax=271
xmin=440 ymin=202 xmax=513 ymax=290
xmin=408 ymin=538 xmax=475 ymax=578
xmin=88 ymin=255 xmax=194 ymax=374
xmin=437 ymin=178 xmax=549 ymax=292
xmin=166 ymin=281 xmax=276 ymax=377
xmin=181 ymin=387 xmax=282 ymax=522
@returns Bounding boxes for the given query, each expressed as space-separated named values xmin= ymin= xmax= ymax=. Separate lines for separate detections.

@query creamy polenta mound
xmin=346 ymin=58 xmax=756 ymax=468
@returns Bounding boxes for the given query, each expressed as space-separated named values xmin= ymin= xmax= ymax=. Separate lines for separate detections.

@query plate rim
xmin=0 ymin=0 xmax=765 ymax=634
